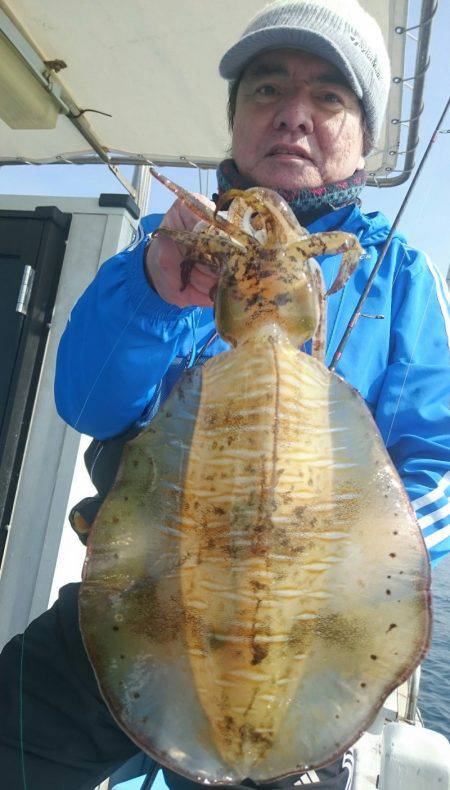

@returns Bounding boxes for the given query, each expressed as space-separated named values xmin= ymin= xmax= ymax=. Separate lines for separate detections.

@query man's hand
xmin=145 ymin=194 xmax=220 ymax=308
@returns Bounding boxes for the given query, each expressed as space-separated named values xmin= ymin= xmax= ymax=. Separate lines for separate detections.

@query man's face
xmin=231 ymin=49 xmax=366 ymax=190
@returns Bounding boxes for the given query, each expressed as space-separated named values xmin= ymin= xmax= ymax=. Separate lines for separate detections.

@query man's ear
xmin=357 ymin=153 xmax=365 ymax=170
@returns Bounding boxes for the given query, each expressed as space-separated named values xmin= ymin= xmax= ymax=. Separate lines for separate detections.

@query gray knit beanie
xmin=219 ymin=0 xmax=391 ymax=148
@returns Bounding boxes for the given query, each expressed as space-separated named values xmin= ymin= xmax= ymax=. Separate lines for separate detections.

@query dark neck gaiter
xmin=215 ymin=158 xmax=366 ymax=226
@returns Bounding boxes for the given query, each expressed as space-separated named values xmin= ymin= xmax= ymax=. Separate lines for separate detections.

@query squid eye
xmin=242 ymin=209 xmax=267 ymax=244
xmin=249 ymin=212 xmax=265 ymax=231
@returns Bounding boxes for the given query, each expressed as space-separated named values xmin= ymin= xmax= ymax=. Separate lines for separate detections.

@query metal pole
xmin=374 ymin=0 xmax=438 ymax=188
xmin=132 ymin=165 xmax=152 ymax=214
xmin=404 ymin=666 xmax=421 ymax=724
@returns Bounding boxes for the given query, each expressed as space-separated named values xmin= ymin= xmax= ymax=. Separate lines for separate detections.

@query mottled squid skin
xmin=79 ymin=175 xmax=431 ymax=783
xmin=178 ymin=336 xmax=343 ymax=772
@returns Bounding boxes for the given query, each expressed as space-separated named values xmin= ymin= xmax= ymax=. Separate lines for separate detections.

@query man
xmin=1 ymin=1 xmax=449 ymax=789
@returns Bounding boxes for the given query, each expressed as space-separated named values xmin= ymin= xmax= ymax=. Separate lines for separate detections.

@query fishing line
xmin=389 ymin=173 xmax=433 ymax=294
xmin=339 ymin=166 xmax=434 ymax=417
xmin=19 ymin=632 xmax=28 ymax=790
xmin=385 ymin=251 xmax=449 ymax=445
xmin=326 ymin=96 xmax=448 ymax=473
xmin=384 ymin=285 xmax=434 ymax=448
xmin=17 ymin=100 xmax=447 ymax=790
xmin=17 ymin=233 xmax=212 ymax=789
xmin=329 ymin=95 xmax=450 ymax=372
xmin=72 ymin=275 xmax=156 ymax=431
xmin=72 ymin=234 xmax=209 ymax=430
xmin=187 ymin=308 xmax=203 ymax=367
xmin=325 ymin=229 xmax=364 ymax=361
xmin=363 ymin=119 xmax=447 ymax=443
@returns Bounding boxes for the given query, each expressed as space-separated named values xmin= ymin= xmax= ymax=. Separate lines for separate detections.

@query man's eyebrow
xmin=242 ymin=63 xmax=290 ymax=80
xmin=242 ymin=63 xmax=351 ymax=91
xmin=311 ymin=72 xmax=351 ymax=90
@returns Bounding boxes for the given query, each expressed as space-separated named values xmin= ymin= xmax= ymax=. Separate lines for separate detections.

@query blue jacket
xmin=55 ymin=203 xmax=450 ymax=568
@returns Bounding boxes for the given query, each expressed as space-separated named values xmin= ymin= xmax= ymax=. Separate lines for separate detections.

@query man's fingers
xmin=184 ymin=286 xmax=214 ymax=307
xmin=175 ymin=193 xmax=217 ymax=231
xmin=188 ymin=265 xmax=220 ymax=295
xmin=146 ymin=192 xmax=222 ymax=309
xmin=194 ymin=260 xmax=220 ymax=276
xmin=171 ymin=283 xmax=214 ymax=308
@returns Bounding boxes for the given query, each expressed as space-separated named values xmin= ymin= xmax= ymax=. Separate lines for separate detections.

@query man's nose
xmin=273 ymin=91 xmax=314 ymax=135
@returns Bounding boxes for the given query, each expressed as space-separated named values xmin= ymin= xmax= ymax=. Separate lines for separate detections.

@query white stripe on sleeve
xmin=419 ymin=503 xmax=450 ymax=530
xmin=412 ymin=471 xmax=450 ymax=512
xmin=425 ymin=523 xmax=450 ymax=550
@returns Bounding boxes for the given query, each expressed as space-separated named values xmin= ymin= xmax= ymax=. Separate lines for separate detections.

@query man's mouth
xmin=267 ymin=145 xmax=314 ymax=162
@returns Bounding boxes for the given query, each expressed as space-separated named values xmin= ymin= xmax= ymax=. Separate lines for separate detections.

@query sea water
xmin=419 ymin=557 xmax=450 ymax=738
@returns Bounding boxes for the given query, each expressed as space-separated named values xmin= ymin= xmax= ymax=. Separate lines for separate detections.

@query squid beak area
xmin=216 ymin=189 xmax=275 ymax=225
xmin=214 ymin=189 xmax=247 ymax=214
xmin=150 ymin=170 xmax=259 ymax=250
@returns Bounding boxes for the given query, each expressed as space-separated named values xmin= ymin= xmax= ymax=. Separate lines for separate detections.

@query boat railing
xmin=403 ymin=665 xmax=422 ymax=724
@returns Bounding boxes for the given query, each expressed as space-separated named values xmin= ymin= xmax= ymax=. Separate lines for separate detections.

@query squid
xmin=79 ymin=170 xmax=431 ymax=783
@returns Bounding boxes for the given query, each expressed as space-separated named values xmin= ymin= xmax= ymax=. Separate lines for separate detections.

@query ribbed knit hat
xmin=219 ymin=0 xmax=391 ymax=147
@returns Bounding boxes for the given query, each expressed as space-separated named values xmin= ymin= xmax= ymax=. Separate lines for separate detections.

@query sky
xmin=0 ymin=0 xmax=448 ymax=276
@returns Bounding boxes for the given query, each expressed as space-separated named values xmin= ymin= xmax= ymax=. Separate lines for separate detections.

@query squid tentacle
xmin=285 ymin=232 xmax=363 ymax=295
xmin=150 ymin=168 xmax=259 ymax=249
xmin=153 ymin=226 xmax=246 ymax=287
xmin=303 ymin=258 xmax=327 ymax=363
